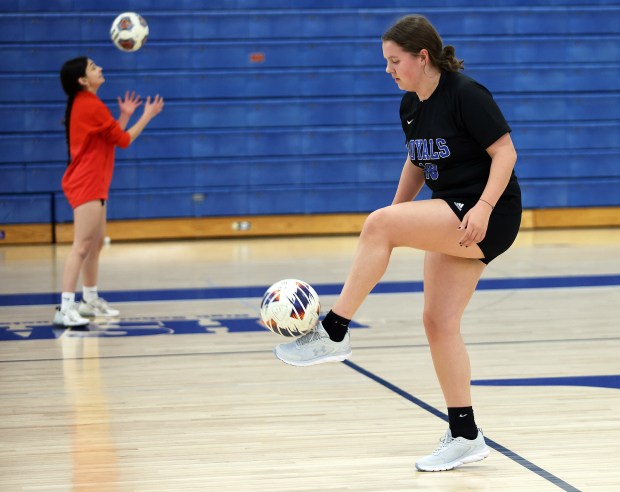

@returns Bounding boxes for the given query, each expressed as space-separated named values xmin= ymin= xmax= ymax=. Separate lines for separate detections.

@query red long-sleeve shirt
xmin=62 ymin=91 xmax=131 ymax=209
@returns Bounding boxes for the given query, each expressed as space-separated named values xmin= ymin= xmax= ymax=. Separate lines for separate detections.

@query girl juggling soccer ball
xmin=274 ymin=15 xmax=521 ymax=472
xmin=54 ymin=57 xmax=164 ymax=327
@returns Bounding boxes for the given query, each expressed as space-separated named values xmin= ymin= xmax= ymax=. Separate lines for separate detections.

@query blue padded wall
xmin=1 ymin=1 xmax=619 ymax=226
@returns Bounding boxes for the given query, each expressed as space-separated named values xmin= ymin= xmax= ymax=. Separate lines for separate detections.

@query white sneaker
xmin=53 ymin=304 xmax=90 ymax=328
xmin=78 ymin=297 xmax=120 ymax=317
xmin=273 ymin=322 xmax=352 ymax=366
xmin=415 ymin=429 xmax=490 ymax=472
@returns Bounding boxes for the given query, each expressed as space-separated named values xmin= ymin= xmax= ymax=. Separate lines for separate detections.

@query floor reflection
xmin=62 ymin=334 xmax=119 ymax=491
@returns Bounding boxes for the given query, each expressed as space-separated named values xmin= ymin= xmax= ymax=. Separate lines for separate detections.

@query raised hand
xmin=117 ymin=90 xmax=143 ymax=116
xmin=143 ymin=94 xmax=164 ymax=119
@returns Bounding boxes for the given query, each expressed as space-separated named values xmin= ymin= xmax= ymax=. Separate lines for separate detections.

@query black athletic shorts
xmin=442 ymin=198 xmax=521 ymax=264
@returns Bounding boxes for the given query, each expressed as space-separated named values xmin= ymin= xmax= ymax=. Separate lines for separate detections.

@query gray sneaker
xmin=415 ymin=429 xmax=490 ymax=472
xmin=273 ymin=322 xmax=352 ymax=366
xmin=78 ymin=297 xmax=120 ymax=317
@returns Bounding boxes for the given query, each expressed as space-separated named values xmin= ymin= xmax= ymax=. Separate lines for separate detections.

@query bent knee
xmin=361 ymin=207 xmax=394 ymax=239
xmin=423 ymin=310 xmax=461 ymax=340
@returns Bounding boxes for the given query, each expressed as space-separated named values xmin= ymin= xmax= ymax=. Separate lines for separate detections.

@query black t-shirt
xmin=400 ymin=71 xmax=521 ymax=214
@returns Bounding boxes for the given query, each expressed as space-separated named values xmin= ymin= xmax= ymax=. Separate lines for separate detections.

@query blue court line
xmin=343 ymin=359 xmax=581 ymax=492
xmin=1 ymin=273 xmax=619 ymax=307
xmin=472 ymin=374 xmax=620 ymax=390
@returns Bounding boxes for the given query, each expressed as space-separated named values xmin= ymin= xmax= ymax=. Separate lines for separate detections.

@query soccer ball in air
xmin=260 ymin=279 xmax=321 ymax=337
xmin=110 ymin=12 xmax=149 ymax=52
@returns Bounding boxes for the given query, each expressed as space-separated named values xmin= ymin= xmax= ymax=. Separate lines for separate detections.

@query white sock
xmin=82 ymin=285 xmax=98 ymax=303
xmin=61 ymin=292 xmax=75 ymax=311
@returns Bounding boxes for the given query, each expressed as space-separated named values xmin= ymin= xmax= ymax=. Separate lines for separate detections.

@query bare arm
xmin=126 ymin=95 xmax=164 ymax=143
xmin=392 ymin=157 xmax=425 ymax=205
xmin=480 ymin=133 xmax=517 ymax=208
xmin=118 ymin=113 xmax=131 ymax=130
xmin=117 ymin=91 xmax=143 ymax=130
xmin=459 ymin=132 xmax=517 ymax=247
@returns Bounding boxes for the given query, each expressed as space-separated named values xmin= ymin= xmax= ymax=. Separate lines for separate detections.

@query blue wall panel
xmin=6 ymin=0 xmax=620 ymax=13
xmin=3 ymin=122 xmax=618 ymax=164
xmin=16 ymin=150 xmax=619 ymax=197
xmin=52 ymin=194 xmax=72 ymax=223
xmin=0 ymin=165 xmax=27 ymax=193
xmin=0 ymin=194 xmax=52 ymax=223
xmin=2 ymin=8 xmax=618 ymax=42
xmin=2 ymin=3 xmax=619 ymax=229
xmin=521 ymin=179 xmax=620 ymax=208
xmin=2 ymin=37 xmax=617 ymax=73
xmin=24 ymin=163 xmax=64 ymax=192
xmin=51 ymin=177 xmax=620 ymax=224
xmin=193 ymin=161 xmax=254 ymax=187
xmin=196 ymin=189 xmax=249 ymax=216
xmin=2 ymin=64 xmax=620 ymax=104
xmin=4 ymin=93 xmax=619 ymax=135
xmin=517 ymin=151 xmax=620 ymax=179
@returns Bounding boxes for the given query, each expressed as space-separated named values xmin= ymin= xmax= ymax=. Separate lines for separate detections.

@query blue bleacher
xmin=2 ymin=37 xmax=619 ymax=73
xmin=3 ymin=121 xmax=619 ymax=163
xmin=1 ymin=2 xmax=619 ymax=228
xmin=4 ymin=0 xmax=620 ymax=13
xmin=2 ymin=93 xmax=619 ymax=134
xmin=3 ymin=65 xmax=620 ymax=104
xmin=0 ymin=193 xmax=52 ymax=224
xmin=2 ymin=8 xmax=619 ymax=41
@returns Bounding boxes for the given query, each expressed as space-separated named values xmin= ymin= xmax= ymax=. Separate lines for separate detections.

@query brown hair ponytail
xmin=382 ymin=15 xmax=464 ymax=72
xmin=438 ymin=45 xmax=464 ymax=72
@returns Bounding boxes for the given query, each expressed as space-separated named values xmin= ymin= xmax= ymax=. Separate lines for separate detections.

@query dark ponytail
xmin=382 ymin=15 xmax=464 ymax=72
xmin=59 ymin=57 xmax=88 ymax=165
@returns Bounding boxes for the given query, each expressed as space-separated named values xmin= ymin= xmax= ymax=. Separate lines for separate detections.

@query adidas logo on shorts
xmin=454 ymin=202 xmax=464 ymax=211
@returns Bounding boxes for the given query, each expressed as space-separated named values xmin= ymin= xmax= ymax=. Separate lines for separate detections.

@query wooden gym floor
xmin=0 ymin=227 xmax=619 ymax=491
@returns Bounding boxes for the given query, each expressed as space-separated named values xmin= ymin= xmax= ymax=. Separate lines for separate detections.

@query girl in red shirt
xmin=55 ymin=57 xmax=164 ymax=327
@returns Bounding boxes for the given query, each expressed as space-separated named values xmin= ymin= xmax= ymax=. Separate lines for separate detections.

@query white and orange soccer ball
xmin=110 ymin=12 xmax=149 ymax=52
xmin=260 ymin=279 xmax=321 ymax=337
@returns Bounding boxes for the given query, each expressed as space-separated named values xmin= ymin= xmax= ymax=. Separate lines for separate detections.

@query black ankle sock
xmin=321 ymin=310 xmax=350 ymax=342
xmin=447 ymin=406 xmax=478 ymax=440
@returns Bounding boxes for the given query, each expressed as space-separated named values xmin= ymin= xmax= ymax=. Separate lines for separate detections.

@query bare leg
xmin=332 ymin=199 xmax=483 ymax=319
xmin=82 ymin=201 xmax=107 ymax=287
xmin=274 ymin=199 xmax=486 ymax=368
xmin=422 ymin=252 xmax=485 ymax=406
xmin=61 ymin=201 xmax=106 ymax=293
